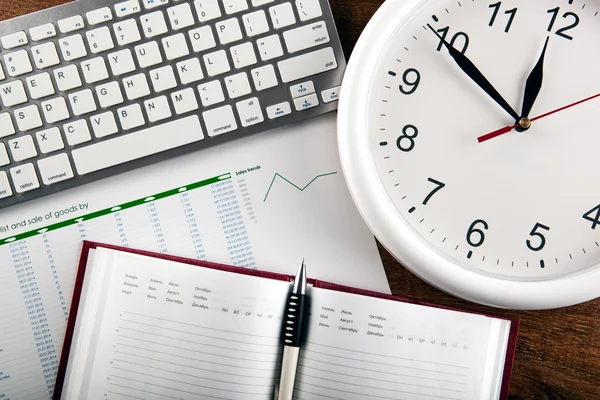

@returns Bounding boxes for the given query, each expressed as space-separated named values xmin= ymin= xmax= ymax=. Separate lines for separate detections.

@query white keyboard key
xmin=194 ymin=0 xmax=222 ymax=22
xmin=4 ymin=51 xmax=33 ymax=77
xmin=96 ymin=81 xmax=124 ymax=108
xmin=223 ymin=0 xmax=248 ymax=15
xmin=123 ymin=73 xmax=151 ymax=100
xmin=115 ymin=0 xmax=142 ymax=17
xmin=252 ymin=0 xmax=274 ymax=6
xmin=294 ymin=92 xmax=319 ymax=111
xmin=31 ymin=42 xmax=61 ymax=69
xmin=0 ymin=171 xmax=11 ymax=199
xmin=203 ymin=105 xmax=237 ymax=137
xmin=203 ymin=50 xmax=231 ymax=77
xmin=82 ymin=57 xmax=109 ymax=83
xmin=117 ymin=103 xmax=145 ymax=130
xmin=10 ymin=163 xmax=40 ymax=193
xmin=296 ymin=0 xmax=322 ymax=21
xmin=171 ymin=88 xmax=199 ymax=115
xmin=150 ymin=66 xmax=177 ymax=92
xmin=30 ymin=24 xmax=57 ymax=42
xmin=14 ymin=105 xmax=43 ymax=132
xmin=225 ymin=72 xmax=251 ymax=99
xmin=189 ymin=26 xmax=216 ymax=52
xmin=27 ymin=73 xmax=56 ymax=100
xmin=0 ymin=113 xmax=15 ymax=138
xmin=114 ymin=19 xmax=142 ymax=45
xmin=0 ymin=65 xmax=4 ymax=81
xmin=0 ymin=143 xmax=9 ymax=166
xmin=36 ymin=127 xmax=65 ymax=154
xmin=58 ymin=15 xmax=85 ymax=34
xmin=69 ymin=89 xmax=98 ymax=116
xmin=266 ymin=101 xmax=291 ymax=119
xmin=230 ymin=42 xmax=257 ymax=69
xmin=135 ymin=41 xmax=163 ymax=67
xmin=38 ymin=153 xmax=74 ymax=185
xmin=322 ymin=85 xmax=340 ymax=103
xmin=72 ymin=115 xmax=204 ymax=175
xmin=243 ymin=10 xmax=269 ymax=37
xmin=42 ymin=97 xmax=70 ymax=124
xmin=9 ymin=135 xmax=37 ymax=161
xmin=236 ymin=97 xmax=264 ymax=127
xmin=216 ymin=18 xmax=243 ymax=45
xmin=143 ymin=0 xmax=169 ymax=9
xmin=54 ymin=65 xmax=82 ymax=91
xmin=257 ymin=35 xmax=283 ymax=61
xmin=176 ymin=58 xmax=204 ymax=84
xmin=269 ymin=3 xmax=296 ymax=29
xmin=64 ymin=120 xmax=92 ymax=146
xmin=108 ymin=49 xmax=136 ymax=75
xmin=60 ymin=34 xmax=88 ymax=61
xmin=87 ymin=7 xmax=113 ymax=25
xmin=87 ymin=27 xmax=115 ymax=53
xmin=144 ymin=96 xmax=172 ymax=122
xmin=91 ymin=111 xmax=119 ymax=138
xmin=2 ymin=32 xmax=28 ymax=50
xmin=167 ymin=3 xmax=195 ymax=29
xmin=278 ymin=46 xmax=337 ymax=83
xmin=162 ymin=33 xmax=190 ymax=60
xmin=290 ymin=81 xmax=315 ymax=98
xmin=284 ymin=21 xmax=330 ymax=53
xmin=141 ymin=11 xmax=169 ymax=38
xmin=198 ymin=80 xmax=225 ymax=107
xmin=251 ymin=64 xmax=278 ymax=91
xmin=0 ymin=81 xmax=28 ymax=107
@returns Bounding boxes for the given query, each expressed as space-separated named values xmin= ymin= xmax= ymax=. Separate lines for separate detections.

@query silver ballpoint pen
xmin=274 ymin=259 xmax=308 ymax=400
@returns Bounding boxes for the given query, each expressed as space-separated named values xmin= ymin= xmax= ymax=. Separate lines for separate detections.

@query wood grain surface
xmin=3 ymin=0 xmax=600 ymax=398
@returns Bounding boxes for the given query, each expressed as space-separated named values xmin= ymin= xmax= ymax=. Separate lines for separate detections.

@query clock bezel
xmin=337 ymin=0 xmax=600 ymax=310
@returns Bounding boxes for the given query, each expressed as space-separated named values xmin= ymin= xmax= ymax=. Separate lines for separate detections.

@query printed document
xmin=0 ymin=114 xmax=389 ymax=399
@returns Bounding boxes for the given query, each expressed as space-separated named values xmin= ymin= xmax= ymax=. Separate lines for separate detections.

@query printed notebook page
xmin=296 ymin=287 xmax=511 ymax=400
xmin=61 ymin=248 xmax=292 ymax=399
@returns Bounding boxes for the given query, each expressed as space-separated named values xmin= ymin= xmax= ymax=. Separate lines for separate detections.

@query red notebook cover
xmin=54 ymin=241 xmax=519 ymax=399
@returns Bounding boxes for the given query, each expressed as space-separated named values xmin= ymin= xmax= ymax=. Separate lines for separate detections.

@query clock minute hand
xmin=520 ymin=36 xmax=550 ymax=120
xmin=427 ymin=24 xmax=520 ymax=122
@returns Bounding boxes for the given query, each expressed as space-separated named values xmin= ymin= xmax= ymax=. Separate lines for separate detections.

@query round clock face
xmin=338 ymin=0 xmax=600 ymax=309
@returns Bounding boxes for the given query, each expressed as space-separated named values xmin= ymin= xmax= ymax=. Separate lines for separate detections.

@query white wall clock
xmin=338 ymin=0 xmax=600 ymax=309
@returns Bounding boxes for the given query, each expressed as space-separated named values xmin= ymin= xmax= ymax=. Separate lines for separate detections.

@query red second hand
xmin=477 ymin=92 xmax=600 ymax=143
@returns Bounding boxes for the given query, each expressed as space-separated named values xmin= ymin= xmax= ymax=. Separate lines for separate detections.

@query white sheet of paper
xmin=0 ymin=114 xmax=389 ymax=399
xmin=63 ymin=248 xmax=508 ymax=400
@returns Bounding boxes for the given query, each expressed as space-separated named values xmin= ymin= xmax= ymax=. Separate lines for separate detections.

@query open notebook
xmin=55 ymin=242 xmax=519 ymax=400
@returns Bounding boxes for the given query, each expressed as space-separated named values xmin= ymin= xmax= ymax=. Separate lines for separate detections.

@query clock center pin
xmin=517 ymin=117 xmax=531 ymax=131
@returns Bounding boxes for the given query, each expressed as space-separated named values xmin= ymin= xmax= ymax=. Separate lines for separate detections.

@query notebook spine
xmin=283 ymin=293 xmax=308 ymax=347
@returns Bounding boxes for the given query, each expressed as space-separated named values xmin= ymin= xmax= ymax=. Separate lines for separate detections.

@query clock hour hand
xmin=427 ymin=24 xmax=520 ymax=122
xmin=520 ymin=36 xmax=550 ymax=120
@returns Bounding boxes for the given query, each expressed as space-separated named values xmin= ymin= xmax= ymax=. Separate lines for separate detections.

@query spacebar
xmin=72 ymin=115 xmax=204 ymax=175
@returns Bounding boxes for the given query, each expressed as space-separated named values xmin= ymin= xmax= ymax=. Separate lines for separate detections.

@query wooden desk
xmin=4 ymin=0 xmax=600 ymax=398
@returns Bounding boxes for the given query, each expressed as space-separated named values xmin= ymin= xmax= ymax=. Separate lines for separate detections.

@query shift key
xmin=278 ymin=47 xmax=337 ymax=83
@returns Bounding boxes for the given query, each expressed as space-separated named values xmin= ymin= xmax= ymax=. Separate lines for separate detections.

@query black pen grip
xmin=282 ymin=293 xmax=307 ymax=348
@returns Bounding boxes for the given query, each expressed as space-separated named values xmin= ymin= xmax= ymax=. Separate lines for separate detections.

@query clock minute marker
xmin=408 ymin=207 xmax=416 ymax=213
xmin=540 ymin=260 xmax=545 ymax=268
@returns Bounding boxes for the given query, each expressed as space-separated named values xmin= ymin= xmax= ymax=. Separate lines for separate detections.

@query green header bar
xmin=0 ymin=173 xmax=232 ymax=247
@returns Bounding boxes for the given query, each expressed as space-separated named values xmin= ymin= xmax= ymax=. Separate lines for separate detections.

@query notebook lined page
xmin=294 ymin=287 xmax=509 ymax=400
xmin=68 ymin=249 xmax=291 ymax=399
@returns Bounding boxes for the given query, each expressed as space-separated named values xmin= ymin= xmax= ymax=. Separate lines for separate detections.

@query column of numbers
xmin=43 ymin=234 xmax=68 ymax=321
xmin=180 ymin=192 xmax=206 ymax=260
xmin=146 ymin=203 xmax=168 ymax=254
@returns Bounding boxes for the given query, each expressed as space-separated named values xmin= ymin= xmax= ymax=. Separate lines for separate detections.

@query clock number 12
xmin=547 ymin=7 xmax=579 ymax=40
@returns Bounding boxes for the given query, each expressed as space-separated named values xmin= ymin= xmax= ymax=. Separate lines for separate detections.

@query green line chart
xmin=263 ymin=172 xmax=338 ymax=202
xmin=0 ymin=173 xmax=231 ymax=247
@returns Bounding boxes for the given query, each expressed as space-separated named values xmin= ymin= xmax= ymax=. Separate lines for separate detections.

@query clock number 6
xmin=526 ymin=223 xmax=550 ymax=252
xmin=396 ymin=124 xmax=418 ymax=152
xmin=467 ymin=220 xmax=488 ymax=248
